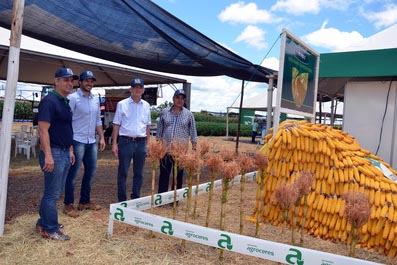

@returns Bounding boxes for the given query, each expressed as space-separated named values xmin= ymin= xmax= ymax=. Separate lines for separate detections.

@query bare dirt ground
xmin=1 ymin=124 xmax=395 ymax=264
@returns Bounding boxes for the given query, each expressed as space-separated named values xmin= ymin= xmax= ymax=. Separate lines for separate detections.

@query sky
xmin=1 ymin=0 xmax=397 ymax=113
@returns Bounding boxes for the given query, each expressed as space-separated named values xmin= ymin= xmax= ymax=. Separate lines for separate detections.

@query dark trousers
xmin=251 ymin=131 xmax=257 ymax=143
xmin=158 ymin=154 xmax=184 ymax=193
xmin=116 ymin=137 xmax=147 ymax=202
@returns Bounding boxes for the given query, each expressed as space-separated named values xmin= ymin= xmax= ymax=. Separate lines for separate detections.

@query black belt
xmin=119 ymin=135 xmax=146 ymax=142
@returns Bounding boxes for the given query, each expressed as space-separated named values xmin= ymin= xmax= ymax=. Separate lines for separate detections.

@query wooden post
xmin=0 ymin=0 xmax=25 ymax=236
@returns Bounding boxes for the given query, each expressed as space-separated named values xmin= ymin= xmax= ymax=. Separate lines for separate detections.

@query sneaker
xmin=63 ymin=204 xmax=80 ymax=218
xmin=36 ymin=224 xmax=64 ymax=233
xmin=41 ymin=230 xmax=71 ymax=241
xmin=78 ymin=202 xmax=102 ymax=211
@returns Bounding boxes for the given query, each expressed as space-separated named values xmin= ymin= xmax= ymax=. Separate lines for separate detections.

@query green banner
xmin=241 ymin=109 xmax=255 ymax=125
xmin=281 ymin=35 xmax=317 ymax=114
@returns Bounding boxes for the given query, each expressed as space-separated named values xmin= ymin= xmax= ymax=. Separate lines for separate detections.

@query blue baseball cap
xmin=173 ymin=89 xmax=186 ymax=98
xmin=55 ymin=68 xmax=78 ymax=80
xmin=80 ymin=70 xmax=96 ymax=81
xmin=131 ymin=78 xmax=144 ymax=88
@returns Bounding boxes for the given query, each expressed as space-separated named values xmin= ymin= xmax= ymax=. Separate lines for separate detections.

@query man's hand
xmin=112 ymin=144 xmax=118 ymax=158
xmin=70 ymin=152 xmax=75 ymax=165
xmin=43 ymin=154 xmax=54 ymax=172
xmin=99 ymin=138 xmax=106 ymax=151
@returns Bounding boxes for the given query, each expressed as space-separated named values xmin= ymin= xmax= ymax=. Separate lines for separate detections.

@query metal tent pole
xmin=235 ymin=80 xmax=245 ymax=154
xmin=266 ymin=75 xmax=274 ymax=131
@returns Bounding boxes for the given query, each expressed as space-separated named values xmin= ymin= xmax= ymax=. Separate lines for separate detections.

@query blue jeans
xmin=37 ymin=148 xmax=70 ymax=233
xmin=117 ymin=137 xmax=147 ymax=202
xmin=64 ymin=140 xmax=98 ymax=205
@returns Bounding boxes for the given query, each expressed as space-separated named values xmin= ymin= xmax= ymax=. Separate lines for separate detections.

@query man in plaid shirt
xmin=156 ymin=89 xmax=197 ymax=193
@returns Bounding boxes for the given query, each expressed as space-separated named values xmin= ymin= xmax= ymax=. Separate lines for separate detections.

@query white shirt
xmin=113 ymin=97 xmax=151 ymax=137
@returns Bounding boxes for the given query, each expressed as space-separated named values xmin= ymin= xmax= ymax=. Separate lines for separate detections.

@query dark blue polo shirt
xmin=38 ymin=91 xmax=73 ymax=149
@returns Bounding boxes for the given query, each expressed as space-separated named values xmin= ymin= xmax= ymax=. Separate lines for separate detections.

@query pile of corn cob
xmin=257 ymin=120 xmax=397 ymax=257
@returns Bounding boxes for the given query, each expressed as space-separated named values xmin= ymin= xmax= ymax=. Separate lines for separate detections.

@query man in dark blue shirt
xmin=36 ymin=68 xmax=77 ymax=241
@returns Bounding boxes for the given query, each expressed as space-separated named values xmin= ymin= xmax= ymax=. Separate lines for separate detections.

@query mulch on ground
xmin=2 ymin=135 xmax=394 ymax=264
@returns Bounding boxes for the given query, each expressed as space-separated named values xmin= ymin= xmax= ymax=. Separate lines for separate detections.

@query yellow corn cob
xmin=329 ymin=180 xmax=336 ymax=194
xmin=338 ymin=168 xmax=345 ymax=182
xmin=325 ymin=136 xmax=335 ymax=150
xmin=282 ymin=129 xmax=288 ymax=145
xmin=369 ymin=188 xmax=375 ymax=205
xmin=339 ymin=200 xmax=345 ymax=217
xmin=321 ymin=181 xmax=329 ymax=195
xmin=317 ymin=194 xmax=325 ymax=210
xmin=380 ymin=204 xmax=389 ymax=218
xmin=321 ymin=197 xmax=328 ymax=213
xmin=393 ymin=206 xmax=397 ymax=223
xmin=329 ymin=214 xmax=338 ymax=229
xmin=391 ymin=193 xmax=397 ymax=208
xmin=333 ymin=168 xmax=340 ymax=183
xmin=388 ymin=223 xmax=396 ymax=242
xmin=335 ymin=217 xmax=341 ymax=231
xmin=383 ymin=221 xmax=391 ymax=240
xmin=375 ymin=190 xmax=381 ymax=207
xmin=380 ymin=190 xmax=386 ymax=206
xmin=375 ymin=218 xmax=386 ymax=235
xmin=335 ymin=198 xmax=342 ymax=214
xmin=388 ymin=206 xmax=395 ymax=222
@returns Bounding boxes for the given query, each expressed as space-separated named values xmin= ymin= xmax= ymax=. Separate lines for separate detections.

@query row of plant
xmin=146 ymin=140 xmax=261 ymax=261
xmin=195 ymin=122 xmax=251 ymax=137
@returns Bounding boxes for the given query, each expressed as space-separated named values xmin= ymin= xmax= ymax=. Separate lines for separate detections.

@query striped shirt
xmin=156 ymin=106 xmax=197 ymax=147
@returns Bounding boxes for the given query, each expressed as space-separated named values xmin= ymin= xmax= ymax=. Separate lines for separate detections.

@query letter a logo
xmin=160 ymin=221 xmax=174 ymax=236
xmin=114 ymin=208 xmax=125 ymax=221
xmin=217 ymin=234 xmax=233 ymax=250
xmin=286 ymin=248 xmax=304 ymax=265
xmin=155 ymin=194 xmax=162 ymax=206
xmin=183 ymin=188 xmax=189 ymax=198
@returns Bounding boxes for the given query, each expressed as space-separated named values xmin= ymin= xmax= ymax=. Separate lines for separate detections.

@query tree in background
xmin=0 ymin=100 xmax=34 ymax=120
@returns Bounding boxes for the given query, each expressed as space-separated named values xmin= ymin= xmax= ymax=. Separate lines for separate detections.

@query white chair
xmin=17 ymin=136 xmax=39 ymax=160
xmin=30 ymin=125 xmax=39 ymax=136
xmin=20 ymin=125 xmax=28 ymax=133
xmin=14 ymin=132 xmax=25 ymax=157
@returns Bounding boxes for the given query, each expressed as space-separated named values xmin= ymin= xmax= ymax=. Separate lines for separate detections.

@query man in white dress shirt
xmin=111 ymin=78 xmax=151 ymax=202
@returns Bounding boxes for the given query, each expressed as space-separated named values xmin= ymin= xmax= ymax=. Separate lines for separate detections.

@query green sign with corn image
xmin=281 ymin=34 xmax=317 ymax=114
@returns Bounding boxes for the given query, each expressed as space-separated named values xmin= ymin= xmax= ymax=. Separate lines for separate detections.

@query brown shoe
xmin=78 ymin=202 xmax=102 ymax=211
xmin=63 ymin=204 xmax=80 ymax=218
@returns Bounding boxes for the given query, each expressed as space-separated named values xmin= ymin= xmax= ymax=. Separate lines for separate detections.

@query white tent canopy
xmin=228 ymin=91 xmax=277 ymax=111
xmin=226 ymin=91 xmax=277 ymax=138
